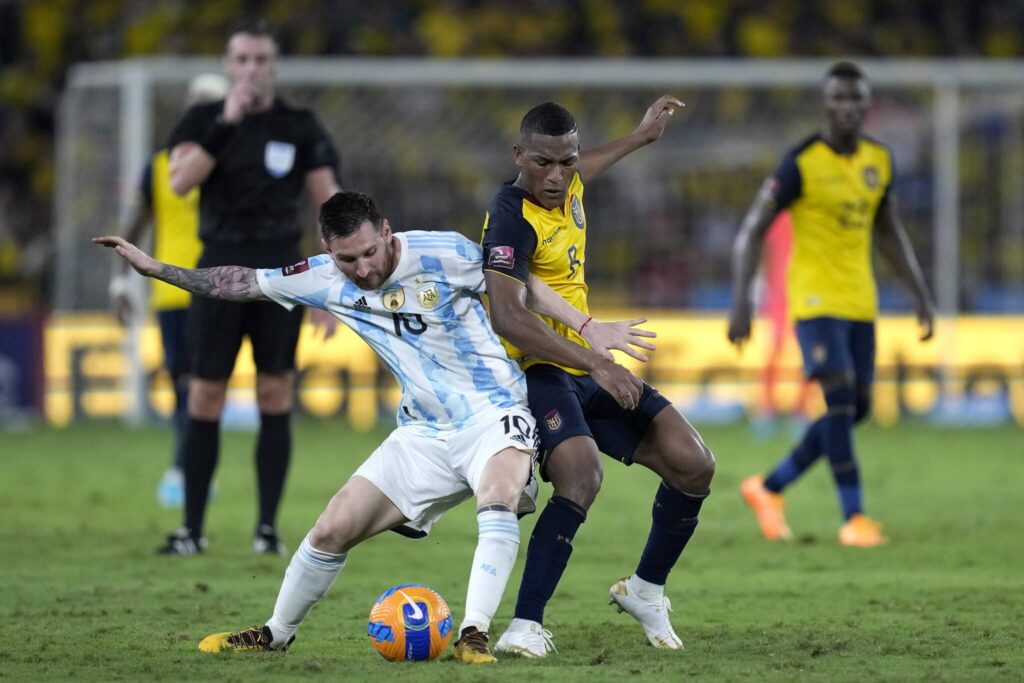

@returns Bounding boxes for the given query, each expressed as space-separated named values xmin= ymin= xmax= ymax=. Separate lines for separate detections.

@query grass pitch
xmin=1 ymin=420 xmax=1022 ymax=681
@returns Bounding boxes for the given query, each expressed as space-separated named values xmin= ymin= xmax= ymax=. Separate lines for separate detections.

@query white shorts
xmin=352 ymin=404 xmax=537 ymax=536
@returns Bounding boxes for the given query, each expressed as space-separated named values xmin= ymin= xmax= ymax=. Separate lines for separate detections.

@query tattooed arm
xmin=92 ymin=236 xmax=266 ymax=302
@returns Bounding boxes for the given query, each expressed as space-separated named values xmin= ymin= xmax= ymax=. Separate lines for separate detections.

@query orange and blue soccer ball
xmin=368 ymin=584 xmax=453 ymax=661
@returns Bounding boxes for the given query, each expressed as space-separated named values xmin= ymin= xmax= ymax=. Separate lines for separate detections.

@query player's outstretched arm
xmin=487 ymin=271 xmax=642 ymax=410
xmin=93 ymin=236 xmax=266 ymax=302
xmin=728 ymin=189 xmax=780 ymax=349
xmin=873 ymin=198 xmax=935 ymax=341
xmin=578 ymin=95 xmax=683 ymax=182
xmin=525 ymin=274 xmax=656 ymax=361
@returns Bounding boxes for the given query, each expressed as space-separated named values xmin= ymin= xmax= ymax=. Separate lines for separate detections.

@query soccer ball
xmin=367 ymin=584 xmax=453 ymax=661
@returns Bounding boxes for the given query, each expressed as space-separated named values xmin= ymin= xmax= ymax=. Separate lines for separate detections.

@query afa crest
xmin=862 ymin=165 xmax=879 ymax=189
xmin=570 ymin=195 xmax=585 ymax=229
xmin=382 ymin=288 xmax=406 ymax=312
xmin=417 ymin=284 xmax=441 ymax=310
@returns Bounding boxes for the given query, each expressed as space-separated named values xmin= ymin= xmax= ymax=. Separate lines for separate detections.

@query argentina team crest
xmin=416 ymin=284 xmax=441 ymax=310
xmin=382 ymin=288 xmax=406 ymax=312
xmin=862 ymin=165 xmax=879 ymax=189
xmin=570 ymin=195 xmax=585 ymax=229
xmin=264 ymin=141 xmax=296 ymax=178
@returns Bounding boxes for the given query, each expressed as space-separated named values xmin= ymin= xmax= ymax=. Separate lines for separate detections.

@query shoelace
xmin=459 ymin=630 xmax=490 ymax=652
xmin=227 ymin=625 xmax=270 ymax=649
xmin=529 ymin=627 xmax=557 ymax=653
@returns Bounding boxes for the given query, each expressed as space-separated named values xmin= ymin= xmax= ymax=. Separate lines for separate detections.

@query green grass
xmin=1 ymin=420 xmax=1022 ymax=681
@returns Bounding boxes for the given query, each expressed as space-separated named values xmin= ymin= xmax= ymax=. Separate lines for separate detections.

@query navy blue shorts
xmin=795 ymin=317 xmax=876 ymax=385
xmin=525 ymin=363 xmax=671 ymax=478
xmin=157 ymin=308 xmax=190 ymax=377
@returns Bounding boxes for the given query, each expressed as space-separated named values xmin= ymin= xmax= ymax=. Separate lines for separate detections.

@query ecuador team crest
xmin=382 ymin=288 xmax=406 ymax=312
xmin=570 ymin=195 xmax=585 ymax=229
xmin=862 ymin=165 xmax=879 ymax=189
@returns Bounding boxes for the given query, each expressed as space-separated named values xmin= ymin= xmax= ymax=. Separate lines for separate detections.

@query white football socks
xmin=459 ymin=509 xmax=520 ymax=634
xmin=265 ymin=532 xmax=347 ymax=647
xmin=628 ymin=573 xmax=665 ymax=603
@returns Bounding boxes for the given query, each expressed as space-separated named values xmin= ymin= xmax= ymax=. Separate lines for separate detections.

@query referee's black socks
xmin=183 ymin=417 xmax=221 ymax=537
xmin=256 ymin=412 xmax=292 ymax=530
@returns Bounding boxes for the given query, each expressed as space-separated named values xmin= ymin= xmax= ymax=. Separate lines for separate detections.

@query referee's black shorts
xmin=187 ymin=241 xmax=304 ymax=380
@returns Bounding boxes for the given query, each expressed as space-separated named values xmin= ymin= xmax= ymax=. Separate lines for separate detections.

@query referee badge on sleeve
xmin=265 ymin=141 xmax=296 ymax=178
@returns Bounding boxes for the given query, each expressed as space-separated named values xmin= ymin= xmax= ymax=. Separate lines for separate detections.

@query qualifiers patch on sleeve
xmin=282 ymin=259 xmax=311 ymax=276
xmin=487 ymin=246 xmax=515 ymax=269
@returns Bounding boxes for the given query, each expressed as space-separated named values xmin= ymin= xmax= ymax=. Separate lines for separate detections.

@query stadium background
xmin=0 ymin=0 xmax=1022 ymax=428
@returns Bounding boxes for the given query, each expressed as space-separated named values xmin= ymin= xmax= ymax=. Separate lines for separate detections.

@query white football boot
xmin=493 ymin=618 xmax=557 ymax=658
xmin=608 ymin=577 xmax=684 ymax=649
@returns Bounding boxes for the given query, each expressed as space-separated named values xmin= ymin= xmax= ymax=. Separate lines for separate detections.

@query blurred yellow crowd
xmin=2 ymin=0 xmax=1023 ymax=308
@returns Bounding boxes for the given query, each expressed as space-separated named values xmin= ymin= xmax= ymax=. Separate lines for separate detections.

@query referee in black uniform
xmin=159 ymin=21 xmax=340 ymax=555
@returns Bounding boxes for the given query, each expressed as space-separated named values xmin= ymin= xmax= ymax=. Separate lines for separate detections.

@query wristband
xmin=578 ymin=316 xmax=593 ymax=335
xmin=198 ymin=115 xmax=237 ymax=156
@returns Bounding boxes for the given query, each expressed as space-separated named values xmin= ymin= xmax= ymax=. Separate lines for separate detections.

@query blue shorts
xmin=795 ymin=317 xmax=876 ymax=385
xmin=157 ymin=308 xmax=190 ymax=377
xmin=525 ymin=363 xmax=671 ymax=479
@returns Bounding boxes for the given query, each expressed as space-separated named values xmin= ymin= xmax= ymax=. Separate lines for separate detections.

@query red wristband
xmin=578 ymin=316 xmax=593 ymax=335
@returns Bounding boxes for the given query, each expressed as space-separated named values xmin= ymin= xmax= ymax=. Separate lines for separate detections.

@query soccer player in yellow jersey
xmin=482 ymin=99 xmax=716 ymax=655
xmin=110 ymin=73 xmax=229 ymax=509
xmin=728 ymin=62 xmax=935 ymax=548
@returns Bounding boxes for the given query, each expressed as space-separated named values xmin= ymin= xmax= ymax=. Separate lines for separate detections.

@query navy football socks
xmin=764 ymin=419 xmax=825 ymax=492
xmin=635 ymin=483 xmax=705 ymax=586
xmin=513 ymin=495 xmax=586 ymax=624
xmin=819 ymin=384 xmax=861 ymax=519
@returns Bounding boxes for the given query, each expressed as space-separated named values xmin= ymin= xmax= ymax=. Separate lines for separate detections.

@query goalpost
xmin=55 ymin=58 xmax=1024 ymax=424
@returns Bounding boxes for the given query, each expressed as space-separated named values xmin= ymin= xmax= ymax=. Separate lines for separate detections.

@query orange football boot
xmin=740 ymin=476 xmax=792 ymax=541
xmin=839 ymin=514 xmax=888 ymax=547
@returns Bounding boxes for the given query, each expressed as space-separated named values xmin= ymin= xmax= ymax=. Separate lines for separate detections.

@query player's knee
xmin=662 ymin=438 xmax=715 ymax=494
xmin=309 ymin=515 xmax=354 ymax=554
xmin=256 ymin=374 xmax=294 ymax=413
xmin=187 ymin=380 xmax=226 ymax=419
xmin=552 ymin=466 xmax=603 ymax=510
xmin=477 ymin=480 xmax=524 ymax=510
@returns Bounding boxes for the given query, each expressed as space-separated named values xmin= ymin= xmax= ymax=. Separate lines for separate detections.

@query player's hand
xmin=92 ymin=236 xmax=160 ymax=277
xmin=309 ymin=307 xmax=340 ymax=341
xmin=223 ymin=82 xmax=258 ymax=123
xmin=582 ymin=318 xmax=657 ymax=362
xmin=727 ymin=303 xmax=753 ymax=349
xmin=915 ymin=299 xmax=935 ymax=342
xmin=590 ymin=359 xmax=644 ymax=411
xmin=634 ymin=95 xmax=684 ymax=145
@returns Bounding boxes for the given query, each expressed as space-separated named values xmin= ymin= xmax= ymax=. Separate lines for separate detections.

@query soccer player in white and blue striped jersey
xmin=94 ymin=190 xmax=653 ymax=663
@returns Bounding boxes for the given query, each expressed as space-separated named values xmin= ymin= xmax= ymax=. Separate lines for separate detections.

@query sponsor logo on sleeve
xmin=282 ymin=259 xmax=311 ymax=276
xmin=487 ymin=246 xmax=515 ymax=269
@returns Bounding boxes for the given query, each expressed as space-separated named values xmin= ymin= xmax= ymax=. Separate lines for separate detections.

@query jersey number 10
xmin=392 ymin=313 xmax=427 ymax=336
